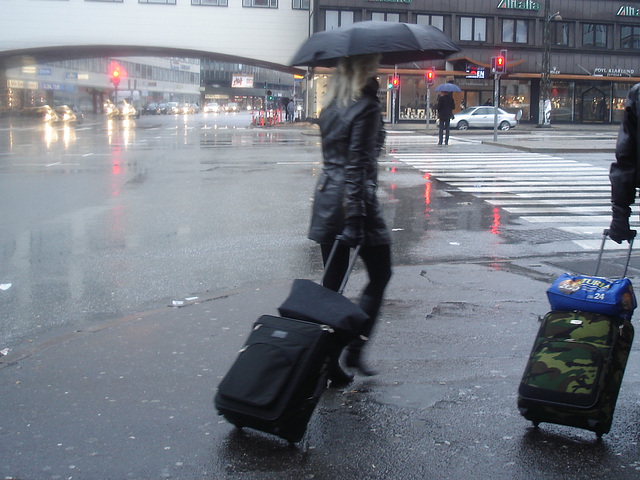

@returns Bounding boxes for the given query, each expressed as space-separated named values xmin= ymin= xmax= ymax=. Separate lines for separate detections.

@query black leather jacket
xmin=611 ymin=83 xmax=640 ymax=210
xmin=308 ymin=79 xmax=391 ymax=246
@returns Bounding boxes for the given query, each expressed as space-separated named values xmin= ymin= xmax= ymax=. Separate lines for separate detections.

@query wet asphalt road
xmin=0 ymin=112 xmax=562 ymax=347
xmin=1 ymin=114 xmax=640 ymax=479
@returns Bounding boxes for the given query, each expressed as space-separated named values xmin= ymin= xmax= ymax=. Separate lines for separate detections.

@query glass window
xmin=621 ymin=25 xmax=640 ymax=49
xmin=292 ymin=0 xmax=309 ymax=9
xmin=502 ymin=19 xmax=527 ymax=43
xmin=460 ymin=17 xmax=486 ymax=42
xmin=139 ymin=0 xmax=176 ymax=3
xmin=242 ymin=0 xmax=277 ymax=7
xmin=325 ymin=10 xmax=353 ymax=30
xmin=583 ymin=23 xmax=607 ymax=47
xmin=192 ymin=0 xmax=228 ymax=5
xmin=552 ymin=22 xmax=572 ymax=46
xmin=417 ymin=14 xmax=444 ymax=31
xmin=371 ymin=12 xmax=399 ymax=22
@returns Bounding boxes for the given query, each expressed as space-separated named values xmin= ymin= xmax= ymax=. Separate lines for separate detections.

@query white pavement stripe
xmin=475 ymin=192 xmax=610 ymax=198
xmin=456 ymin=185 xmax=610 ymax=192
xmin=503 ymin=206 xmax=611 ymax=214
xmin=521 ymin=215 xmax=611 ymax=223
xmin=486 ymin=198 xmax=611 ymax=206
xmin=388 ymin=146 xmax=613 ymax=233
xmin=448 ymin=180 xmax=606 ymax=187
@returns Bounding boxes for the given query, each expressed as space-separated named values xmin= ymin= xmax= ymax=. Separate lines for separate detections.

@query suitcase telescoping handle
xmin=595 ymin=228 xmax=636 ymax=278
xmin=320 ymin=239 xmax=361 ymax=295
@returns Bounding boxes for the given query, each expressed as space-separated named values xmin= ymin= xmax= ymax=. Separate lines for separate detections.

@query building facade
xmin=311 ymin=0 xmax=640 ymax=123
xmin=2 ymin=57 xmax=201 ymax=114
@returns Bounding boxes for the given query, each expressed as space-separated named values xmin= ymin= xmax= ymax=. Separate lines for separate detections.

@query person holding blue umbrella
xmin=436 ymin=90 xmax=456 ymax=145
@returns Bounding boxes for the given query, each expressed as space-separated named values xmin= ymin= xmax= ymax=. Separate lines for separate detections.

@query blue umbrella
xmin=434 ymin=83 xmax=462 ymax=92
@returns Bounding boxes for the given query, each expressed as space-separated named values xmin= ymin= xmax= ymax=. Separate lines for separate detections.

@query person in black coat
xmin=309 ymin=53 xmax=392 ymax=386
xmin=609 ymin=83 xmax=640 ymax=243
xmin=437 ymin=92 xmax=456 ymax=145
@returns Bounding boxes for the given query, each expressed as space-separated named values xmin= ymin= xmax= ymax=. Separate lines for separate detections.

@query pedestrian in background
xmin=609 ymin=83 xmax=640 ymax=243
xmin=287 ymin=100 xmax=295 ymax=122
xmin=437 ymin=92 xmax=455 ymax=145
xmin=308 ymin=53 xmax=393 ymax=386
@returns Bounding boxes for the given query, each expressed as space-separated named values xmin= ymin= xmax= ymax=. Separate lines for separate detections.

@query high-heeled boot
xmin=327 ymin=353 xmax=353 ymax=387
xmin=345 ymin=294 xmax=382 ymax=376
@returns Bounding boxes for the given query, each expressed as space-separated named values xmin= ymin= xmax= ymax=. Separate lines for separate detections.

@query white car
xmin=203 ymin=102 xmax=220 ymax=113
xmin=451 ymin=106 xmax=519 ymax=131
xmin=225 ymin=102 xmax=239 ymax=112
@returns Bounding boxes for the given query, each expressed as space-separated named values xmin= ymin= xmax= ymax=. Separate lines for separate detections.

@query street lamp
xmin=539 ymin=0 xmax=562 ymax=127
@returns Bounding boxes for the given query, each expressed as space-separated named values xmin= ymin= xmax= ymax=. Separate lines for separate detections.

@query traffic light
xmin=109 ymin=62 xmax=125 ymax=86
xmin=111 ymin=68 xmax=121 ymax=86
xmin=426 ymin=68 xmax=435 ymax=86
xmin=266 ymin=90 xmax=273 ymax=101
xmin=389 ymin=76 xmax=400 ymax=89
xmin=491 ymin=55 xmax=507 ymax=75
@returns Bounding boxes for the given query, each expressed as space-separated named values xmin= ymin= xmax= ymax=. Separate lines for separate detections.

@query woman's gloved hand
xmin=609 ymin=204 xmax=634 ymax=244
xmin=337 ymin=217 xmax=364 ymax=247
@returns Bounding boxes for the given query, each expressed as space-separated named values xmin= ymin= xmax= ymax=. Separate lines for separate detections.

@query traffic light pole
xmin=493 ymin=73 xmax=500 ymax=142
xmin=425 ymin=85 xmax=431 ymax=131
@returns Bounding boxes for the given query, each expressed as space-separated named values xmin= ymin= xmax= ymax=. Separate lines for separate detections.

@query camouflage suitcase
xmin=517 ymin=310 xmax=634 ymax=437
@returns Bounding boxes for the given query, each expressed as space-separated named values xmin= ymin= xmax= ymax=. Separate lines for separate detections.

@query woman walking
xmin=308 ymin=53 xmax=393 ymax=386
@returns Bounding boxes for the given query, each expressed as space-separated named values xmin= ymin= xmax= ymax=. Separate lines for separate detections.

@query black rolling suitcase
xmin=214 ymin=242 xmax=366 ymax=443
xmin=214 ymin=314 xmax=339 ymax=443
xmin=518 ymin=230 xmax=636 ymax=437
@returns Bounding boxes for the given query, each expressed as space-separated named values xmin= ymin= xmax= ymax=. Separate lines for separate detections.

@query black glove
xmin=609 ymin=205 xmax=633 ymax=244
xmin=337 ymin=217 xmax=364 ymax=247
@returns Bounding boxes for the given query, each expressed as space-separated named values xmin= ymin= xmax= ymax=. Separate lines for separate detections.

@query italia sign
xmin=617 ymin=6 xmax=640 ymax=16
xmin=497 ymin=0 xmax=540 ymax=11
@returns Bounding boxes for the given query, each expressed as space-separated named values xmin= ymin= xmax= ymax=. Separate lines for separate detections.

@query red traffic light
xmin=426 ymin=68 xmax=435 ymax=86
xmin=109 ymin=62 xmax=126 ymax=86
xmin=492 ymin=54 xmax=507 ymax=74
xmin=392 ymin=76 xmax=399 ymax=88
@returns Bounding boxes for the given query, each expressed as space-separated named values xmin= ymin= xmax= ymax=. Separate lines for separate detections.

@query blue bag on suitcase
xmin=546 ymin=229 xmax=637 ymax=319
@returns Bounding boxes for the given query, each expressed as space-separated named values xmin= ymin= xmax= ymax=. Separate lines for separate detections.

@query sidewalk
xmin=286 ymin=119 xmax=620 ymax=153
xmin=390 ymin=121 xmax=620 ymax=153
xmin=1 ymin=254 xmax=640 ymax=479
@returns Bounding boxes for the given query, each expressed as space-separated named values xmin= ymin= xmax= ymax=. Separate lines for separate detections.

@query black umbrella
xmin=289 ymin=21 xmax=460 ymax=67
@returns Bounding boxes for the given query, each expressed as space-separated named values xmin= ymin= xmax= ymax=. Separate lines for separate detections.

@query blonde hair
xmin=323 ymin=54 xmax=381 ymax=108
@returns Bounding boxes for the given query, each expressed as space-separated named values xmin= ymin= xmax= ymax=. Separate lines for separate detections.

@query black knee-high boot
xmin=327 ymin=354 xmax=353 ymax=387
xmin=345 ymin=294 xmax=382 ymax=376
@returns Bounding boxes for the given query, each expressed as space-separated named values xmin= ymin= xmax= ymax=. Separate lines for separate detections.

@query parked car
xmin=451 ymin=106 xmax=519 ymax=131
xmin=203 ymin=102 xmax=220 ymax=113
xmin=143 ymin=103 xmax=160 ymax=115
xmin=54 ymin=104 xmax=83 ymax=124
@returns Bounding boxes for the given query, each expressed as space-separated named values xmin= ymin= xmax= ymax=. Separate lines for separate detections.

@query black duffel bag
xmin=278 ymin=242 xmax=368 ymax=343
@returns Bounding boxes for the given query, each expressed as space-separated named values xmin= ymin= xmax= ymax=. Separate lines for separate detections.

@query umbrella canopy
xmin=434 ymin=83 xmax=462 ymax=92
xmin=289 ymin=21 xmax=460 ymax=67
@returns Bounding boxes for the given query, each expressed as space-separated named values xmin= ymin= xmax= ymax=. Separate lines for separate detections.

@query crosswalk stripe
xmin=387 ymin=148 xmax=612 ymax=227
